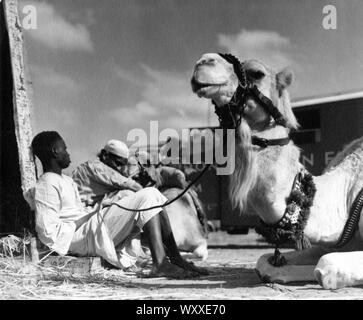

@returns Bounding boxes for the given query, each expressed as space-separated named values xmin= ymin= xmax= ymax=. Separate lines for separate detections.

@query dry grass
xmin=0 ymin=256 xmax=154 ymax=300
xmin=0 ymin=234 xmax=31 ymax=260
xmin=0 ymin=235 xmax=153 ymax=300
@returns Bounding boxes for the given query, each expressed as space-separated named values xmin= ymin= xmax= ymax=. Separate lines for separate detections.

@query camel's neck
xmin=250 ymin=139 xmax=352 ymax=246
xmin=304 ymin=170 xmax=350 ymax=245
xmin=251 ymin=122 xmax=288 ymax=140
xmin=254 ymin=151 xmax=300 ymax=223
xmin=243 ymin=126 xmax=301 ymax=224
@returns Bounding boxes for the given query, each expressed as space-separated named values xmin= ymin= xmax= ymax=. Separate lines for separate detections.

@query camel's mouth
xmin=191 ymin=77 xmax=225 ymax=95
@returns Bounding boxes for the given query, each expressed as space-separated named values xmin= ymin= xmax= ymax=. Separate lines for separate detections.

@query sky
xmin=19 ymin=0 xmax=363 ymax=173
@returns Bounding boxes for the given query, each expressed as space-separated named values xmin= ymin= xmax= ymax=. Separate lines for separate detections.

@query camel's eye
xmin=247 ymin=70 xmax=265 ymax=80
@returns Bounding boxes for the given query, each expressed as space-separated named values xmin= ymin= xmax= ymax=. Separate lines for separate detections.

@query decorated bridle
xmin=215 ymin=53 xmax=290 ymax=148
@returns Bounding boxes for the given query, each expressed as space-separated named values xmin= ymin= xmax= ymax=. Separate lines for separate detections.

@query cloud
xmin=113 ymin=65 xmax=144 ymax=86
xmin=108 ymin=64 xmax=210 ymax=131
xmin=29 ymin=64 xmax=83 ymax=129
xmin=135 ymin=101 xmax=158 ymax=116
xmin=30 ymin=64 xmax=83 ymax=93
xmin=108 ymin=107 xmax=144 ymax=128
xmin=24 ymin=1 xmax=93 ymax=52
xmin=218 ymin=29 xmax=296 ymax=69
xmin=139 ymin=64 xmax=209 ymax=116
xmin=56 ymin=108 xmax=78 ymax=127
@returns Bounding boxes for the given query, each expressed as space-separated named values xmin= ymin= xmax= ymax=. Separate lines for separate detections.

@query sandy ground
xmin=1 ymin=230 xmax=363 ymax=300
xmin=108 ymin=230 xmax=363 ymax=300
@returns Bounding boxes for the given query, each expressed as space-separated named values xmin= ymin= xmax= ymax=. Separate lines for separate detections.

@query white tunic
xmin=33 ymin=172 xmax=167 ymax=269
xmin=34 ymin=172 xmax=91 ymax=255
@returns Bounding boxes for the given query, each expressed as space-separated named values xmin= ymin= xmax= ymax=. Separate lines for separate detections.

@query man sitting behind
xmin=72 ymin=140 xmax=142 ymax=210
xmin=32 ymin=131 xmax=206 ymax=278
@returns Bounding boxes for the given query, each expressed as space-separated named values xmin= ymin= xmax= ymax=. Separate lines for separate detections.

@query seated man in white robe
xmin=72 ymin=140 xmax=143 ymax=209
xmin=31 ymin=131 xmax=206 ymax=278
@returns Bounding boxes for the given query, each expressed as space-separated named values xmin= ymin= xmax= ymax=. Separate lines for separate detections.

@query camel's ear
xmin=276 ymin=67 xmax=294 ymax=91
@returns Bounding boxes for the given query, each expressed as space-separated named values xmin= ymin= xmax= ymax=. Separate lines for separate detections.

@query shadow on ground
xmin=126 ymin=266 xmax=263 ymax=290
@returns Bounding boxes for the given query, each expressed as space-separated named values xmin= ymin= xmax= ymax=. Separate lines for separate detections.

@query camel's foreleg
xmin=255 ymin=246 xmax=332 ymax=284
xmin=314 ymin=251 xmax=363 ymax=289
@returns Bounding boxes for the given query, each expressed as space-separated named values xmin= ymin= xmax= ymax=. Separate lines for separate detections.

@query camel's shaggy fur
xmin=191 ymin=53 xmax=363 ymax=289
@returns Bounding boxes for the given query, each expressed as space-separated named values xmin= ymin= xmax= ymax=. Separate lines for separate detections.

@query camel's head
xmin=191 ymin=53 xmax=299 ymax=211
xmin=191 ymin=53 xmax=298 ymax=130
xmin=191 ymin=53 xmax=238 ymax=103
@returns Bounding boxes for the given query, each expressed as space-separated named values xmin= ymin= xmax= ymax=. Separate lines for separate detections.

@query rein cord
xmin=336 ymin=187 xmax=363 ymax=248
xmin=102 ymin=163 xmax=211 ymax=212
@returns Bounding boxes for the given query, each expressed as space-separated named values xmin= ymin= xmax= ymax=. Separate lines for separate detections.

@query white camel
xmin=190 ymin=52 xmax=363 ymax=289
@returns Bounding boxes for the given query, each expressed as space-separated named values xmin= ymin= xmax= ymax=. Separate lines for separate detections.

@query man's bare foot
xmin=101 ymin=258 xmax=120 ymax=270
xmin=148 ymin=259 xmax=199 ymax=279
xmin=170 ymin=257 xmax=209 ymax=275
